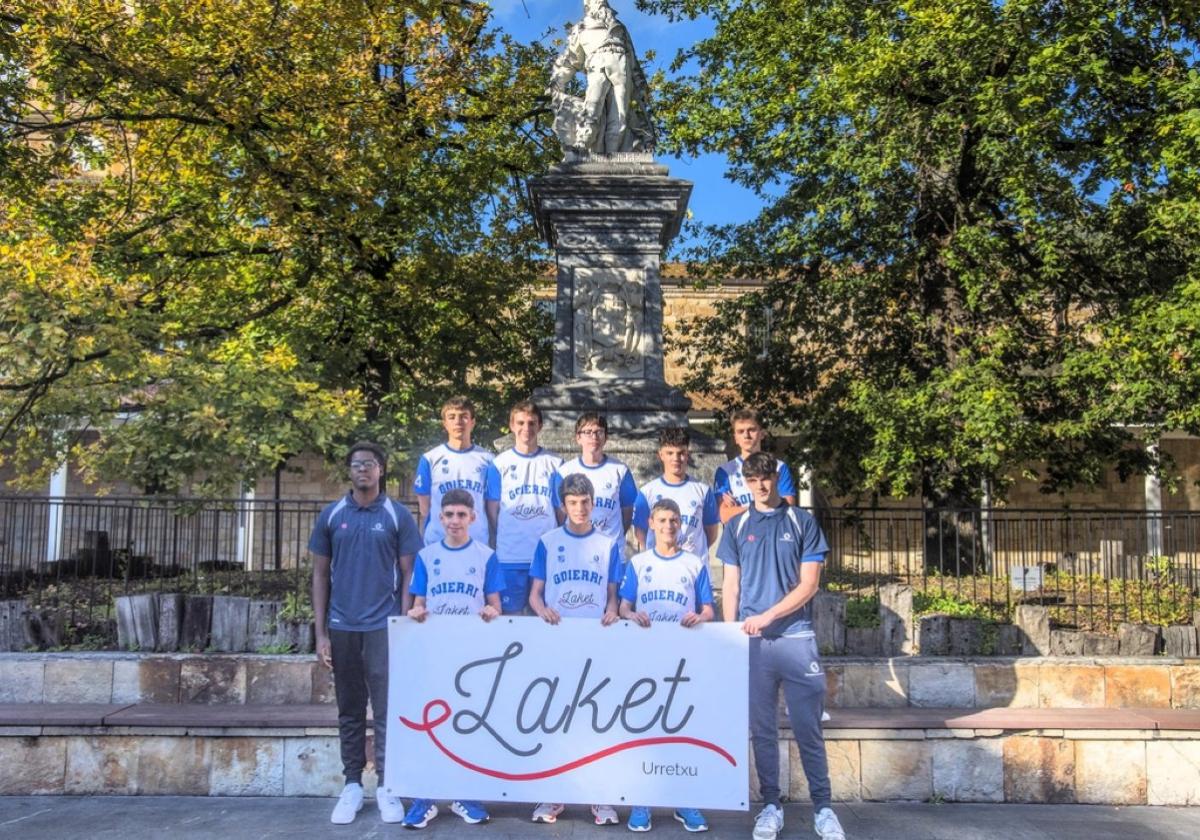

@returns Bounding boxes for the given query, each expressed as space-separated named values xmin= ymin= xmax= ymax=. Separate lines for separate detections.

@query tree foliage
xmin=0 ymin=0 xmax=555 ymax=494
xmin=646 ymin=0 xmax=1200 ymax=503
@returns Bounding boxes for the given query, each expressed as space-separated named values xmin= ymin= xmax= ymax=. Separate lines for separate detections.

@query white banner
xmin=384 ymin=615 xmax=749 ymax=810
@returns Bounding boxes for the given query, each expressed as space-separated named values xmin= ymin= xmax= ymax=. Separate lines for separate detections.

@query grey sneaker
xmin=330 ymin=782 xmax=364 ymax=825
xmin=814 ymin=807 xmax=846 ymax=840
xmin=753 ymin=803 xmax=784 ymax=840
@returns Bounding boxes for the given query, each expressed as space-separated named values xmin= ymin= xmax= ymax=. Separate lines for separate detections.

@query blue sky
xmin=488 ymin=0 xmax=764 ymax=248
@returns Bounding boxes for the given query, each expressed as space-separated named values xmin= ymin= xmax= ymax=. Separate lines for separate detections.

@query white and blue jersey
xmin=714 ymin=456 xmax=798 ymax=506
xmin=409 ymin=539 xmax=503 ymax=616
xmin=486 ymin=447 xmax=562 ymax=567
xmin=551 ymin=455 xmax=637 ymax=541
xmin=529 ymin=526 xmax=623 ymax=620
xmin=414 ymin=443 xmax=494 ymax=546
xmin=619 ymin=548 xmax=714 ymax=623
xmin=716 ymin=503 xmax=829 ymax=637
xmin=308 ymin=493 xmax=422 ymax=632
xmin=632 ymin=476 xmax=720 ymax=559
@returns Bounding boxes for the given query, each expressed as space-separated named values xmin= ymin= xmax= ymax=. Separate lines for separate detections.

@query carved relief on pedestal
xmin=572 ymin=267 xmax=644 ymax=378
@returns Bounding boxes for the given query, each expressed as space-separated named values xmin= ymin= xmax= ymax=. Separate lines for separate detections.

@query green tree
xmin=0 ymin=0 xmax=555 ymax=494
xmin=647 ymin=1 xmax=1200 ymax=523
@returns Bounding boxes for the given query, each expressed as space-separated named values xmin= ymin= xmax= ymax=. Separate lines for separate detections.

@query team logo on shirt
xmin=781 ymin=533 xmax=794 ymax=543
xmin=468 ymin=567 xmax=476 ymax=575
xmin=372 ymin=523 xmax=385 ymax=532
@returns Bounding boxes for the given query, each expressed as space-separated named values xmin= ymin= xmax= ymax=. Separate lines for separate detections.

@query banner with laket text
xmin=384 ymin=615 xmax=749 ymax=810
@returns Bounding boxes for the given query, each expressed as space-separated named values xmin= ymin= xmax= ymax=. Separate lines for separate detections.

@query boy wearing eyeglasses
xmin=310 ymin=441 xmax=422 ymax=826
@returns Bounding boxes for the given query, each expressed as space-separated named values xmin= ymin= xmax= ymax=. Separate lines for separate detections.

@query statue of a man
xmin=548 ymin=0 xmax=654 ymax=155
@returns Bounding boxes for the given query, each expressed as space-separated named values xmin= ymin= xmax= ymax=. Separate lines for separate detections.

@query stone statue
xmin=548 ymin=0 xmax=654 ymax=155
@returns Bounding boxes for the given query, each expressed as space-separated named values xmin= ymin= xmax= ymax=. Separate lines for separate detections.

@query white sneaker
xmin=814 ymin=807 xmax=846 ymax=840
xmin=592 ymin=804 xmax=619 ymax=825
xmin=377 ymin=788 xmax=405 ymax=823
xmin=752 ymin=803 xmax=784 ymax=840
xmin=330 ymin=782 xmax=364 ymax=825
xmin=531 ymin=802 xmax=566 ymax=824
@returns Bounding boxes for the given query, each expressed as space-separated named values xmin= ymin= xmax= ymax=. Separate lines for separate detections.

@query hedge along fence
xmin=818 ymin=585 xmax=1200 ymax=658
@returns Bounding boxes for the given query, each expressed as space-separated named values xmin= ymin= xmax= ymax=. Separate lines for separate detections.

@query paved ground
xmin=2 ymin=797 xmax=1199 ymax=839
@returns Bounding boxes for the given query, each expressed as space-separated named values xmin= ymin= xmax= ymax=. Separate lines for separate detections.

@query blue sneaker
xmin=674 ymin=808 xmax=709 ymax=832
xmin=402 ymin=799 xmax=438 ymax=829
xmin=450 ymin=800 xmax=490 ymax=825
xmin=628 ymin=807 xmax=652 ymax=832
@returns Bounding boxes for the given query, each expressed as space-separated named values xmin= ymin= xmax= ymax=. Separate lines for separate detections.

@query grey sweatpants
xmin=749 ymin=633 xmax=832 ymax=810
xmin=329 ymin=627 xmax=389 ymax=784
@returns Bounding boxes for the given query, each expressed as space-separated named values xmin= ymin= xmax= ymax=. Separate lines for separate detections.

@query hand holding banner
xmin=385 ymin=615 xmax=749 ymax=810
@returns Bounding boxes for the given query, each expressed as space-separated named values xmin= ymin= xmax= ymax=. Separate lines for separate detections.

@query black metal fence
xmin=1 ymin=496 xmax=1197 ymax=643
xmin=819 ymin=507 xmax=1200 ymax=631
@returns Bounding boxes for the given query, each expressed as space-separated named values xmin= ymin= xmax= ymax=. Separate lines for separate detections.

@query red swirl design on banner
xmin=400 ymin=699 xmax=737 ymax=781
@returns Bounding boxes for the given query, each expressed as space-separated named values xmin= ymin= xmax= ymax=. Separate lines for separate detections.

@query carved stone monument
xmin=530 ymin=2 xmax=724 ymax=480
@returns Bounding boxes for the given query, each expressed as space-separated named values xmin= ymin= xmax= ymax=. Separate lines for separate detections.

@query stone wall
xmin=2 ymin=653 xmax=1197 ymax=709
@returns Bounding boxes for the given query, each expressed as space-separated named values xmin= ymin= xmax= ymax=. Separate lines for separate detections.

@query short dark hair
xmin=729 ymin=408 xmax=762 ymax=427
xmin=510 ymin=399 xmax=543 ymax=426
xmin=560 ymin=473 xmax=594 ymax=500
xmin=346 ymin=441 xmax=387 ymax=470
xmin=441 ymin=488 xmax=475 ymax=509
xmin=742 ymin=451 xmax=778 ymax=479
xmin=650 ymin=497 xmax=681 ymax=517
xmin=574 ymin=412 xmax=608 ymax=434
xmin=657 ymin=427 xmax=690 ymax=449
xmin=441 ymin=395 xmax=475 ymax=418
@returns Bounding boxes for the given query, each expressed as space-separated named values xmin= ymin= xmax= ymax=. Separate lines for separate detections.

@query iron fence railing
xmin=1 ymin=497 xmax=1197 ymax=642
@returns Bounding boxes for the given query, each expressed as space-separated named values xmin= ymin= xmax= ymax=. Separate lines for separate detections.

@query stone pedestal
xmin=525 ymin=154 xmax=726 ymax=486
xmin=528 ymin=155 xmax=695 ymax=435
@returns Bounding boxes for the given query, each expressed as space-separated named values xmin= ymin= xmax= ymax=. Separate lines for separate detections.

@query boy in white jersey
xmin=485 ymin=400 xmax=563 ymax=615
xmin=551 ymin=412 xmax=637 ymax=542
xmin=619 ymin=498 xmax=714 ymax=834
xmin=632 ymin=427 xmax=719 ymax=559
xmin=714 ymin=408 xmax=798 ymax=524
xmin=414 ymin=396 xmax=494 ymax=547
xmin=528 ymin=473 xmax=622 ymax=828
xmin=404 ymin=489 xmax=502 ymax=829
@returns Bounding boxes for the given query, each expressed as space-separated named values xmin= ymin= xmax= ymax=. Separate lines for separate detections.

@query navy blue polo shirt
xmin=308 ymin=492 xmax=422 ymax=631
xmin=716 ymin=503 xmax=829 ymax=637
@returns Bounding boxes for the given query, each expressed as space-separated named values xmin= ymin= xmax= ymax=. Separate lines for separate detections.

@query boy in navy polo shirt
xmin=619 ymin=497 xmax=714 ymax=834
xmin=403 ymin=488 xmax=502 ymax=829
xmin=716 ymin=452 xmax=844 ymax=840
xmin=309 ymin=441 xmax=421 ymax=826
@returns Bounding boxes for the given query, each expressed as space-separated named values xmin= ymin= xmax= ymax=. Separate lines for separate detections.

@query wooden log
xmin=1080 ymin=631 xmax=1120 ymax=656
xmin=879 ymin=583 xmax=914 ymax=656
xmin=210 ymin=595 xmax=250 ymax=652
xmin=1163 ymin=625 xmax=1199 ymax=658
xmin=1015 ymin=605 xmax=1051 ymax=655
xmin=1117 ymin=622 xmax=1160 ymax=656
xmin=949 ymin=618 xmax=983 ymax=655
xmin=918 ymin=615 xmax=950 ymax=655
xmin=813 ymin=591 xmax=847 ymax=655
xmin=1049 ymin=629 xmax=1084 ymax=657
xmin=156 ymin=594 xmax=184 ymax=652
xmin=115 ymin=596 xmax=137 ymax=651
xmin=128 ymin=594 xmax=158 ymax=651
xmin=248 ymin=600 xmax=280 ymax=652
xmin=993 ymin=624 xmax=1023 ymax=656
xmin=280 ymin=620 xmax=315 ymax=654
xmin=0 ymin=599 xmax=29 ymax=652
xmin=180 ymin=596 xmax=213 ymax=651
xmin=844 ymin=626 xmax=882 ymax=656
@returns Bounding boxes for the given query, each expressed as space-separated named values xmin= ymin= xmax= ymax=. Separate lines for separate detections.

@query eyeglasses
xmin=349 ymin=460 xmax=379 ymax=470
xmin=577 ymin=429 xmax=605 ymax=438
